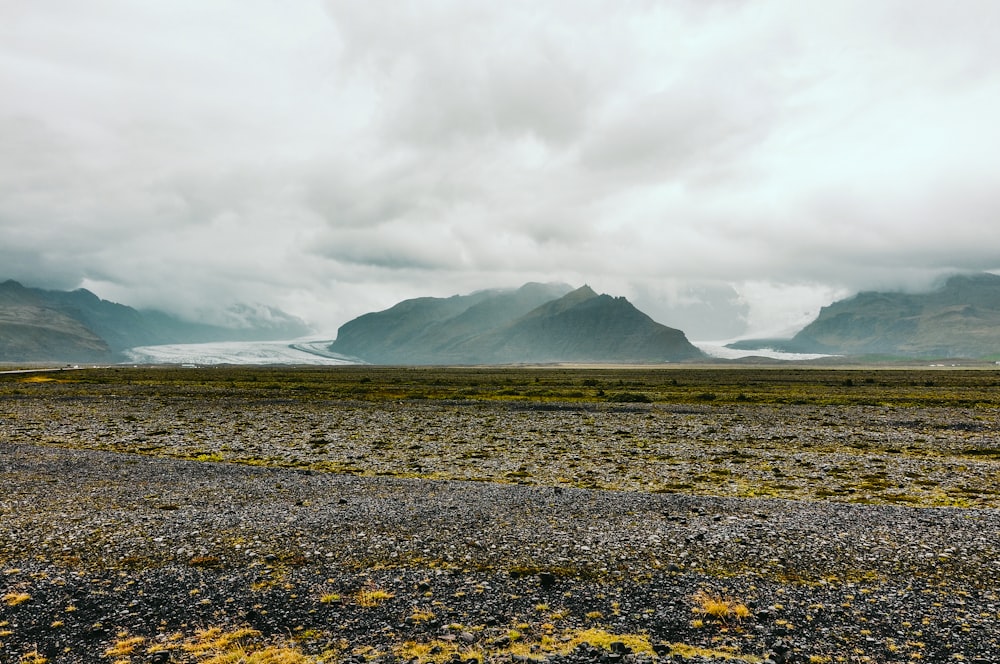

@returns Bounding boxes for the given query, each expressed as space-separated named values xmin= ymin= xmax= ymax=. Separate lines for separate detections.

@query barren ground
xmin=1 ymin=366 xmax=999 ymax=663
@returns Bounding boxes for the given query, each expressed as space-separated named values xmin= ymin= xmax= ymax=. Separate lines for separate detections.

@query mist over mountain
xmin=728 ymin=273 xmax=1000 ymax=359
xmin=0 ymin=280 xmax=310 ymax=363
xmin=329 ymin=283 xmax=704 ymax=364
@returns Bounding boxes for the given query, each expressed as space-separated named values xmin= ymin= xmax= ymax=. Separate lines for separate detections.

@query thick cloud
xmin=3 ymin=0 xmax=1000 ymax=338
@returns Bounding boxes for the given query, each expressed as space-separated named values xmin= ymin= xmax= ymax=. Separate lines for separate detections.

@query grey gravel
xmin=2 ymin=443 xmax=999 ymax=663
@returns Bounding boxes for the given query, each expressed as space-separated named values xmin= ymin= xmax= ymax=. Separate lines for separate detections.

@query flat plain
xmin=1 ymin=365 xmax=999 ymax=663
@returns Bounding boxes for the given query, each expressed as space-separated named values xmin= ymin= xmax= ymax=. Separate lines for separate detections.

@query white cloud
xmin=3 ymin=0 xmax=1000 ymax=337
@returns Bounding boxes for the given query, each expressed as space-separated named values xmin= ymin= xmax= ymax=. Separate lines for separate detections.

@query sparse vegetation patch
xmin=2 ymin=366 xmax=1000 ymax=662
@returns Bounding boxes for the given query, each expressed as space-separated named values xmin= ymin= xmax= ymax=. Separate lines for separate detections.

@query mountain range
xmin=328 ymin=283 xmax=705 ymax=364
xmin=0 ymin=280 xmax=310 ymax=363
xmin=7 ymin=271 xmax=1000 ymax=364
xmin=728 ymin=273 xmax=1000 ymax=359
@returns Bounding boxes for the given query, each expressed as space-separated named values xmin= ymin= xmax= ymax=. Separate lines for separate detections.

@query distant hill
xmin=329 ymin=283 xmax=704 ymax=364
xmin=0 ymin=280 xmax=310 ymax=363
xmin=728 ymin=273 xmax=1000 ymax=359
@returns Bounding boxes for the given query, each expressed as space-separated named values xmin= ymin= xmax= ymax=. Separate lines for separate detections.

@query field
xmin=1 ymin=365 xmax=1000 ymax=663
xmin=5 ymin=365 xmax=1000 ymax=507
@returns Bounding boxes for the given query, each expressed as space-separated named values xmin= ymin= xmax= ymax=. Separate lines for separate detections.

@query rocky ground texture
xmin=1 ymin=367 xmax=999 ymax=663
xmin=2 ymin=443 xmax=999 ymax=663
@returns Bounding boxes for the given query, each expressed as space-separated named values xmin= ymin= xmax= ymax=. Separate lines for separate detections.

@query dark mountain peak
xmin=936 ymin=272 xmax=1000 ymax=304
xmin=0 ymin=279 xmax=34 ymax=303
xmin=743 ymin=271 xmax=1000 ymax=358
xmin=512 ymin=281 xmax=574 ymax=300
xmin=578 ymin=291 xmax=653 ymax=318
xmin=943 ymin=272 xmax=1000 ymax=287
xmin=1 ymin=279 xmax=311 ymax=362
xmin=331 ymin=282 xmax=703 ymax=364
xmin=570 ymin=284 xmax=598 ymax=300
xmin=69 ymin=287 xmax=102 ymax=302
xmin=518 ymin=284 xmax=599 ymax=321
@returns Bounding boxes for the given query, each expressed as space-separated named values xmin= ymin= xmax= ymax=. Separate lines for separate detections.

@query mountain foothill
xmin=327 ymin=283 xmax=705 ymax=365
xmin=728 ymin=272 xmax=1000 ymax=361
xmin=4 ymin=272 xmax=1000 ymax=364
xmin=0 ymin=279 xmax=309 ymax=363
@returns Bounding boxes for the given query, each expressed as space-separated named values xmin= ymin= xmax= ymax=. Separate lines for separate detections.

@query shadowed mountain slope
xmin=0 ymin=280 xmax=310 ymax=362
xmin=729 ymin=273 xmax=1000 ymax=359
xmin=1 ymin=281 xmax=115 ymax=362
xmin=330 ymin=283 xmax=704 ymax=364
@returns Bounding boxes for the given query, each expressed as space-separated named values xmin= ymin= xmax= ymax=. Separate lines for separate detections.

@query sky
xmin=3 ymin=0 xmax=1000 ymax=340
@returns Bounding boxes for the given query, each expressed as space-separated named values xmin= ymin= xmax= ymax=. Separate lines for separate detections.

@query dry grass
xmin=8 ymin=365 xmax=1000 ymax=508
xmin=3 ymin=592 xmax=31 ymax=607
xmin=19 ymin=651 xmax=49 ymax=664
xmin=104 ymin=634 xmax=146 ymax=658
xmin=562 ymin=628 xmax=654 ymax=655
xmin=663 ymin=642 xmax=762 ymax=662
xmin=407 ymin=608 xmax=437 ymax=623
xmin=354 ymin=582 xmax=394 ymax=608
xmin=692 ymin=590 xmax=752 ymax=624
xmin=394 ymin=639 xmax=484 ymax=664
xmin=180 ymin=627 xmax=315 ymax=663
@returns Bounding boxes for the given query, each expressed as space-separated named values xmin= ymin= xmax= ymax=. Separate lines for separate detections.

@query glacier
xmin=123 ymin=339 xmax=360 ymax=366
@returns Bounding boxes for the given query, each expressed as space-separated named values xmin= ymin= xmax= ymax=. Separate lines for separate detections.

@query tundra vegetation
xmin=1 ymin=365 xmax=999 ymax=663
xmin=4 ymin=366 xmax=1000 ymax=507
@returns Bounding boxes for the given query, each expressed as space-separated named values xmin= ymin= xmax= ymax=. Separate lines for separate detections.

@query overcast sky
xmin=3 ymin=1 xmax=1000 ymax=339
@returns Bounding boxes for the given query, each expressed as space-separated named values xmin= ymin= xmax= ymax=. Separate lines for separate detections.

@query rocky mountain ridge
xmin=329 ymin=283 xmax=704 ymax=364
xmin=0 ymin=279 xmax=310 ymax=362
xmin=729 ymin=272 xmax=1000 ymax=359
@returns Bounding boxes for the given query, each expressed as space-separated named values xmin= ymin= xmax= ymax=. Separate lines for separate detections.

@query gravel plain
xmin=1 ymin=368 xmax=1000 ymax=663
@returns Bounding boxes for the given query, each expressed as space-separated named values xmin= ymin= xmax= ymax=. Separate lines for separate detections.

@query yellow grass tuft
xmin=182 ymin=627 xmax=261 ymax=657
xmin=18 ymin=376 xmax=58 ymax=383
xmin=692 ymin=590 xmax=752 ymax=623
xmin=104 ymin=635 xmax=146 ymax=658
xmin=355 ymin=582 xmax=394 ymax=608
xmin=563 ymin=628 xmax=653 ymax=655
xmin=20 ymin=651 xmax=49 ymax=664
xmin=3 ymin=592 xmax=31 ymax=607
xmin=664 ymin=642 xmax=762 ymax=662
xmin=407 ymin=608 xmax=437 ymax=623
xmin=180 ymin=627 xmax=314 ymax=663
xmin=395 ymin=639 xmax=484 ymax=664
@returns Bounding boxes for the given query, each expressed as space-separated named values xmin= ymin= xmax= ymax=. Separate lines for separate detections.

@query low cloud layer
xmin=3 ymin=1 xmax=1000 ymax=339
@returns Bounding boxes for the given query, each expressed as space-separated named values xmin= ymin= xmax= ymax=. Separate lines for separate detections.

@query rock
xmin=610 ymin=641 xmax=630 ymax=654
xmin=652 ymin=643 xmax=671 ymax=656
xmin=765 ymin=638 xmax=792 ymax=664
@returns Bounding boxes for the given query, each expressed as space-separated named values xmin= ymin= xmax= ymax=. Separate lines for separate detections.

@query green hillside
xmin=0 ymin=280 xmax=310 ymax=363
xmin=329 ymin=283 xmax=704 ymax=364
xmin=730 ymin=273 xmax=1000 ymax=359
